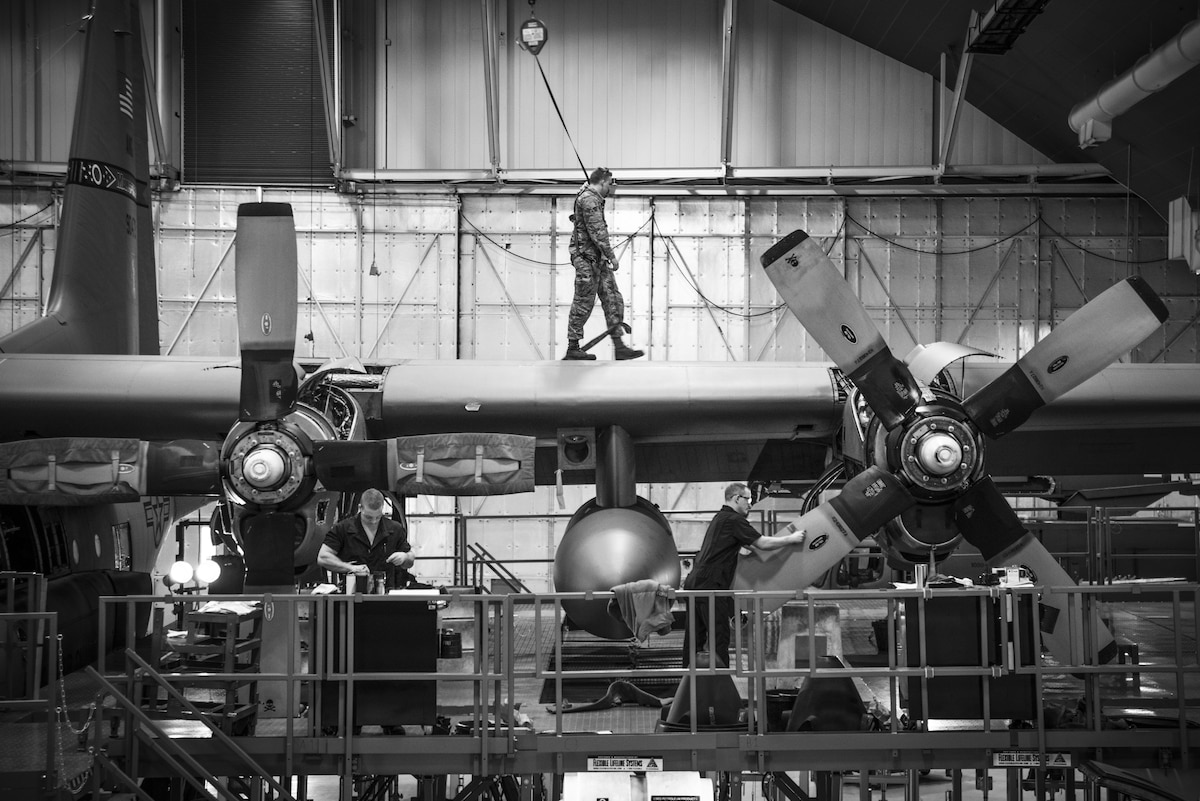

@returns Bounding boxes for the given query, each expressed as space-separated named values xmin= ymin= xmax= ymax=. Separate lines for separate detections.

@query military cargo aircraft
xmin=2 ymin=0 xmax=1198 ymax=674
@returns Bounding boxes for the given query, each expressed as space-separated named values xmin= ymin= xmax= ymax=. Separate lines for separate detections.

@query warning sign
xmin=587 ymin=756 xmax=664 ymax=772
xmin=993 ymin=751 xmax=1073 ymax=768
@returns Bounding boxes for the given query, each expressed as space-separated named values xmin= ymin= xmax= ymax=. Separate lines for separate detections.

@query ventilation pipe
xmin=1068 ymin=18 xmax=1200 ymax=147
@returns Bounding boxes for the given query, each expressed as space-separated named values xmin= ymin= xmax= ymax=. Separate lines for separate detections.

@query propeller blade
xmin=236 ymin=203 xmax=299 ymax=421
xmin=239 ymin=511 xmax=306 ymax=588
xmin=732 ymin=466 xmax=916 ymax=612
xmin=954 ymin=477 xmax=1117 ymax=665
xmin=762 ymin=230 xmax=921 ymax=429
xmin=0 ymin=437 xmax=220 ymax=505
xmin=313 ymin=433 xmax=536 ymax=496
xmin=963 ymin=276 xmax=1168 ymax=438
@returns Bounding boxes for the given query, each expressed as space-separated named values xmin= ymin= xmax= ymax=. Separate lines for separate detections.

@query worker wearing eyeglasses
xmin=682 ymin=483 xmax=806 ymax=668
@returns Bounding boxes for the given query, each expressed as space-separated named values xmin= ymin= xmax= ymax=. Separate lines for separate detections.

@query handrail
xmin=118 ymin=649 xmax=296 ymax=801
xmin=467 ymin=542 xmax=531 ymax=594
xmin=91 ymin=750 xmax=161 ymax=801
xmin=89 ymin=583 xmax=1200 ymax=776
xmin=85 ymin=666 xmax=243 ymax=801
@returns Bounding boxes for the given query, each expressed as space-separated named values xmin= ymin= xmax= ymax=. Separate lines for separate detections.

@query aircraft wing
xmin=1 ymin=354 xmax=1197 ymax=483
xmin=958 ymin=362 xmax=1200 ymax=475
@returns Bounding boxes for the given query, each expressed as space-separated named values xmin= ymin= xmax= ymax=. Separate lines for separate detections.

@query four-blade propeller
xmin=0 ymin=204 xmax=535 ymax=524
xmin=756 ymin=228 xmax=1168 ymax=665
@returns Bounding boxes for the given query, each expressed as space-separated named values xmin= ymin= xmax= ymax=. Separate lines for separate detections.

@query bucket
xmin=765 ymin=688 xmax=799 ymax=732
xmin=439 ymin=628 xmax=463 ymax=659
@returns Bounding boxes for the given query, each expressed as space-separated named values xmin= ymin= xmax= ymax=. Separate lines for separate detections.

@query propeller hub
xmin=916 ymin=433 xmax=962 ymax=476
xmin=243 ymin=446 xmax=288 ymax=489
xmin=222 ymin=422 xmax=314 ymax=508
xmin=889 ymin=410 xmax=982 ymax=498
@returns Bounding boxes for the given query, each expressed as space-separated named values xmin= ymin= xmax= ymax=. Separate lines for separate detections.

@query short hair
xmin=360 ymin=488 xmax=385 ymax=511
xmin=724 ymin=483 xmax=749 ymax=502
xmin=589 ymin=167 xmax=612 ymax=184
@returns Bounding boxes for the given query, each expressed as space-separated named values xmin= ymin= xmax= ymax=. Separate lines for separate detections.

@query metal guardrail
xmin=89 ymin=582 xmax=1199 ymax=786
xmin=0 ymin=608 xmax=59 ymax=797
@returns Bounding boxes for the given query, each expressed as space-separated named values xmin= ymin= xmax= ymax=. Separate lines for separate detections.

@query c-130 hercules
xmin=2 ymin=0 xmax=1197 ymax=677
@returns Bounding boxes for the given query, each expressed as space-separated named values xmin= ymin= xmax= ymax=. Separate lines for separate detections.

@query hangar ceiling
xmin=773 ymin=0 xmax=1200 ymax=219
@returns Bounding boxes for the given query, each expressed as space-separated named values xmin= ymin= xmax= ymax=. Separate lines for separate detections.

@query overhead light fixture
xmin=966 ymin=0 xmax=1051 ymax=55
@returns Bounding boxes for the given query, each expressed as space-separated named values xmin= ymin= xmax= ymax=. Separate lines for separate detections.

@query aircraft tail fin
xmin=0 ymin=0 xmax=157 ymax=355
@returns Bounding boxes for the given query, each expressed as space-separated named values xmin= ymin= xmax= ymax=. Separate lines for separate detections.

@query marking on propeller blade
xmin=841 ymin=325 xmax=857 ymax=344
xmin=989 ymin=408 xmax=1010 ymax=428
xmin=808 ymin=534 xmax=829 ymax=550
xmin=893 ymin=381 xmax=909 ymax=398
xmin=261 ymin=313 xmax=273 ymax=336
xmin=785 ymin=254 xmax=799 ymax=267
xmin=863 ymin=479 xmax=885 ymax=498
xmin=960 ymin=504 xmax=975 ymax=519
xmin=1047 ymin=355 xmax=1069 ymax=374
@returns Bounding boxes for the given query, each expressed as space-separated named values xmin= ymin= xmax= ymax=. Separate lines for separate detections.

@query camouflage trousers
xmin=566 ymin=255 xmax=625 ymax=343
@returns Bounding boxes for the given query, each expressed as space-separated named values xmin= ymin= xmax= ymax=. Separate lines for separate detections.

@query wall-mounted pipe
xmin=1069 ymin=18 xmax=1200 ymax=147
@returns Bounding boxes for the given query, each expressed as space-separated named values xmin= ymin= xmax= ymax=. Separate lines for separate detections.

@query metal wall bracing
xmin=154 ymin=189 xmax=458 ymax=361
xmin=0 ymin=187 xmax=57 ymax=333
xmin=2 ymin=188 xmax=1197 ymax=589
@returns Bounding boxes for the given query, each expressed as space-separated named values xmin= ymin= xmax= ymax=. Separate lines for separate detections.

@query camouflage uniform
xmin=567 ymin=186 xmax=625 ymax=343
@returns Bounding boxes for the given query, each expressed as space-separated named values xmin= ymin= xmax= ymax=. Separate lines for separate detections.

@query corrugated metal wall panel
xmin=353 ymin=0 xmax=489 ymax=170
xmin=0 ymin=0 xmax=88 ymax=162
xmin=503 ymin=0 xmax=722 ymax=170
xmin=733 ymin=0 xmax=933 ymax=168
xmin=4 ymin=0 xmax=1062 ymax=177
xmin=948 ymin=100 xmax=1051 ymax=167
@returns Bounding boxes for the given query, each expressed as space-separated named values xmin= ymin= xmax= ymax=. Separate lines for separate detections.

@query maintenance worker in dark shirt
xmin=563 ymin=167 xmax=644 ymax=361
xmin=317 ymin=488 xmax=415 ymax=591
xmin=316 ymin=488 xmax=413 ymax=736
xmin=683 ymin=483 xmax=807 ymax=667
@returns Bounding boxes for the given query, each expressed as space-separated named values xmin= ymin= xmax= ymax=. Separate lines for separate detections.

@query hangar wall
xmin=2 ymin=0 xmax=1048 ymax=174
xmin=345 ymin=0 xmax=1048 ymax=172
xmin=2 ymin=188 xmax=1197 ymax=588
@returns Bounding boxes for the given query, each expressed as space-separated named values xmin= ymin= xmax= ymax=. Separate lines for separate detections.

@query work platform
xmin=3 ymin=583 xmax=1198 ymax=800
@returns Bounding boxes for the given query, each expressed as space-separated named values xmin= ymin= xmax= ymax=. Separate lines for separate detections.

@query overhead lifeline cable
xmin=531 ymin=51 xmax=590 ymax=182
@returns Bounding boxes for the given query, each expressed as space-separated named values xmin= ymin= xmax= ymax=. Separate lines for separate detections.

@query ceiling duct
xmin=1069 ymin=18 xmax=1200 ymax=148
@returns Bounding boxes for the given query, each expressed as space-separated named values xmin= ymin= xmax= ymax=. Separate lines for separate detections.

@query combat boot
xmin=612 ymin=338 xmax=644 ymax=360
xmin=563 ymin=342 xmax=596 ymax=360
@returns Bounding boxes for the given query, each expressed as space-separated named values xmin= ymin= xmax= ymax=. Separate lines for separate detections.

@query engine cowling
xmin=553 ymin=497 xmax=680 ymax=639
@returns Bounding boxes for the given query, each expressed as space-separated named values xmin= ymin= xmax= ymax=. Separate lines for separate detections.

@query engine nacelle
xmin=553 ymin=497 xmax=680 ymax=639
